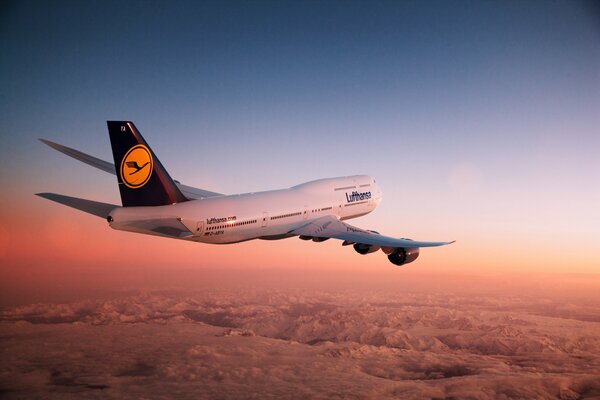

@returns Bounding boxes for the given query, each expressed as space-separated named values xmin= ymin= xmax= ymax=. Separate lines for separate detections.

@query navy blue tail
xmin=107 ymin=121 xmax=188 ymax=207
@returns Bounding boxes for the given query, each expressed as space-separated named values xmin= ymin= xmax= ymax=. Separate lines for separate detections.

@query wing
xmin=290 ymin=215 xmax=454 ymax=248
xmin=39 ymin=138 xmax=223 ymax=199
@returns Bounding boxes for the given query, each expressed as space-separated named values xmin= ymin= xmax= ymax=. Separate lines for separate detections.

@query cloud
xmin=1 ymin=288 xmax=600 ymax=399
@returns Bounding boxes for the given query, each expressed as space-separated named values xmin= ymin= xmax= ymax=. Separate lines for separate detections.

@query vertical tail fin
xmin=107 ymin=121 xmax=188 ymax=207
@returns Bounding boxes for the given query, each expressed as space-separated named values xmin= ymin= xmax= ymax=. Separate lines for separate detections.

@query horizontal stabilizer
xmin=174 ymin=182 xmax=223 ymax=199
xmin=36 ymin=193 xmax=118 ymax=219
xmin=39 ymin=139 xmax=115 ymax=175
xmin=39 ymin=138 xmax=223 ymax=199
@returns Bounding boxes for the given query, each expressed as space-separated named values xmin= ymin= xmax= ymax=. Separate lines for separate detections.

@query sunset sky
xmin=1 ymin=1 xmax=599 ymax=305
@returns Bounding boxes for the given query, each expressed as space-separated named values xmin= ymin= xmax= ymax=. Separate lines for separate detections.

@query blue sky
xmin=1 ymin=0 xmax=599 ymax=274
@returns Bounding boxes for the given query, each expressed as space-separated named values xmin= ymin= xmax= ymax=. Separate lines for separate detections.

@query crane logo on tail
xmin=120 ymin=144 xmax=153 ymax=188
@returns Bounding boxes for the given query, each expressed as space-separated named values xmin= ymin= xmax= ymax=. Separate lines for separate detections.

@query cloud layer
xmin=1 ymin=288 xmax=599 ymax=399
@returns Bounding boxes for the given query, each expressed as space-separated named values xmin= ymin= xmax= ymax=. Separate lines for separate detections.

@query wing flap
xmin=291 ymin=215 xmax=454 ymax=248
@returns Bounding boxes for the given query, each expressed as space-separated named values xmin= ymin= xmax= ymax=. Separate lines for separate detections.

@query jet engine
xmin=353 ymin=243 xmax=381 ymax=255
xmin=387 ymin=247 xmax=420 ymax=266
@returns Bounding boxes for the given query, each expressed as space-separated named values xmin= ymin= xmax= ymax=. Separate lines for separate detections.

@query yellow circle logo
xmin=120 ymin=144 xmax=153 ymax=189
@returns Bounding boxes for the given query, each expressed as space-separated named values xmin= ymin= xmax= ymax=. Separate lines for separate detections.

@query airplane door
xmin=303 ymin=206 xmax=308 ymax=220
xmin=261 ymin=212 xmax=269 ymax=227
xmin=196 ymin=221 xmax=204 ymax=235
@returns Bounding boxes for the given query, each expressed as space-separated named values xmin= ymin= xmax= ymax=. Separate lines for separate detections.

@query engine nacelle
xmin=353 ymin=243 xmax=380 ymax=255
xmin=387 ymin=247 xmax=420 ymax=266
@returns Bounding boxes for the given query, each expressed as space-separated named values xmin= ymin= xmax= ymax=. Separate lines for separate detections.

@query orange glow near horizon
xmin=1 ymin=192 xmax=598 ymax=276
xmin=1 ymin=151 xmax=599 ymax=308
xmin=1 ymin=190 xmax=599 ymax=309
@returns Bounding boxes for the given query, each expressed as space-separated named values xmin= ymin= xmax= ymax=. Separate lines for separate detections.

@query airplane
xmin=38 ymin=121 xmax=454 ymax=266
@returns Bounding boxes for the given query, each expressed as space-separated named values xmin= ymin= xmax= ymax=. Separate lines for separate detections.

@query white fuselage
xmin=108 ymin=175 xmax=382 ymax=244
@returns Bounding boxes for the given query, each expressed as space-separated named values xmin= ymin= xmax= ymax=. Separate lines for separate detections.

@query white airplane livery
xmin=38 ymin=121 xmax=454 ymax=266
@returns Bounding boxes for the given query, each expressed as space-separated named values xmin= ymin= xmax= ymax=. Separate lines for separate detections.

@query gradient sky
xmin=1 ymin=1 xmax=599 ymax=298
